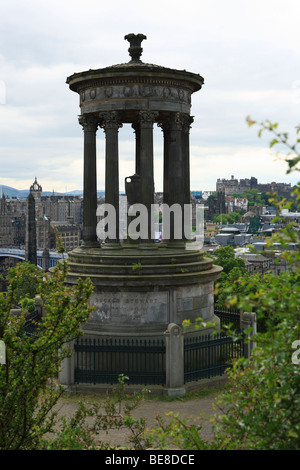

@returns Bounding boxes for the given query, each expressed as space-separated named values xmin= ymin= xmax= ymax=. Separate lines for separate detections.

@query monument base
xmin=64 ymin=244 xmax=222 ymax=338
xmin=56 ymin=244 xmax=223 ymax=391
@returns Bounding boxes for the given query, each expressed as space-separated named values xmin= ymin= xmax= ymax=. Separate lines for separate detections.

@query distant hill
xmin=0 ymin=185 xmax=105 ymax=199
xmin=0 ymin=185 xmax=30 ymax=198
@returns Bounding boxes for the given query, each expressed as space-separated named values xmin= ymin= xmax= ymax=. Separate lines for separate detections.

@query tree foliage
xmin=0 ymin=258 xmax=94 ymax=450
xmin=41 ymin=375 xmax=151 ymax=450
xmin=210 ymin=246 xmax=249 ymax=309
xmin=149 ymin=119 xmax=300 ymax=450
xmin=212 ymin=246 xmax=246 ymax=275
xmin=1 ymin=119 xmax=299 ymax=450
xmin=246 ymin=116 xmax=300 ymax=173
xmin=213 ymin=211 xmax=243 ymax=224
xmin=4 ymin=261 xmax=41 ymax=305
xmin=231 ymin=189 xmax=269 ymax=207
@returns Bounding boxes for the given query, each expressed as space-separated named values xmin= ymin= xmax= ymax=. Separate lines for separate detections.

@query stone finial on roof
xmin=124 ymin=33 xmax=147 ymax=62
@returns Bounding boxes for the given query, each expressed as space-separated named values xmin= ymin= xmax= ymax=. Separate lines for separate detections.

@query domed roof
xmin=66 ymin=33 xmax=204 ymax=94
xmin=220 ymin=227 xmax=240 ymax=234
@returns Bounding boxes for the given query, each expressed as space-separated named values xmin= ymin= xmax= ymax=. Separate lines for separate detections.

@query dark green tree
xmin=213 ymin=211 xmax=243 ymax=224
xmin=213 ymin=246 xmax=246 ymax=274
xmin=148 ymin=119 xmax=300 ymax=450
xmin=231 ymin=189 xmax=269 ymax=207
xmin=0 ymin=258 xmax=94 ymax=450
xmin=211 ymin=246 xmax=249 ymax=308
xmin=5 ymin=261 xmax=41 ymax=305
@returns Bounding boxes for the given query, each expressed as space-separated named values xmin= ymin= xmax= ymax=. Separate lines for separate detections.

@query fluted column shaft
xmin=138 ymin=110 xmax=158 ymax=244
xmin=182 ymin=115 xmax=194 ymax=206
xmin=158 ymin=121 xmax=170 ymax=207
xmin=100 ymin=111 xmax=123 ymax=245
xmin=79 ymin=114 xmax=99 ymax=247
xmin=132 ymin=122 xmax=141 ymax=175
xmin=162 ymin=112 xmax=193 ymax=244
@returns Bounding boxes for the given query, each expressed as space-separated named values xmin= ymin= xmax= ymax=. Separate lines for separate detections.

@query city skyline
xmin=0 ymin=170 xmax=296 ymax=199
xmin=1 ymin=0 xmax=300 ymax=193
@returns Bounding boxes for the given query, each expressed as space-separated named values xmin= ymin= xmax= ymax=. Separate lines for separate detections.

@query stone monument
xmin=65 ymin=34 xmax=222 ymax=341
xmin=25 ymin=193 xmax=37 ymax=266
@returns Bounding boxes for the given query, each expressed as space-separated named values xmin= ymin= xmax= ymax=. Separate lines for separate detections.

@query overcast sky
xmin=1 ymin=0 xmax=300 ymax=194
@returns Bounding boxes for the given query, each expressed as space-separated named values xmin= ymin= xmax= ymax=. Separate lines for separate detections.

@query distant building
xmin=0 ymin=194 xmax=26 ymax=246
xmin=206 ymin=191 xmax=226 ymax=220
xmin=192 ymin=191 xmax=203 ymax=199
xmin=216 ymin=175 xmax=292 ymax=197
xmin=235 ymin=252 xmax=272 ymax=276
xmin=29 ymin=177 xmax=52 ymax=250
xmin=0 ymin=178 xmax=83 ymax=251
xmin=225 ymin=195 xmax=248 ymax=213
xmin=51 ymin=222 xmax=81 ymax=252
xmin=42 ymin=194 xmax=82 ymax=223
xmin=201 ymin=191 xmax=215 ymax=200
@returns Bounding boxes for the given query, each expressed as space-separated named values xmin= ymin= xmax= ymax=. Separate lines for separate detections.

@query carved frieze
xmin=105 ymin=87 xmax=113 ymax=98
xmin=79 ymin=82 xmax=192 ymax=106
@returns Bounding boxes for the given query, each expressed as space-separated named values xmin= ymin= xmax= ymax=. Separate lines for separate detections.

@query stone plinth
xmin=65 ymin=245 xmax=222 ymax=339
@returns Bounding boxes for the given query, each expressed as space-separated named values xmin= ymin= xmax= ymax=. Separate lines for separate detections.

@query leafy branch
xmin=246 ymin=116 xmax=300 ymax=173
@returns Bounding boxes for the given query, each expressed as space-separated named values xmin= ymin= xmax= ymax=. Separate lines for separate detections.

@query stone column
xmin=58 ymin=340 xmax=75 ymax=387
xmin=158 ymin=120 xmax=170 ymax=207
xmin=241 ymin=311 xmax=257 ymax=358
xmin=182 ymin=115 xmax=194 ymax=242
xmin=25 ymin=193 xmax=37 ymax=265
xmin=79 ymin=114 xmax=99 ymax=248
xmin=164 ymin=112 xmax=185 ymax=247
xmin=41 ymin=248 xmax=50 ymax=272
xmin=100 ymin=111 xmax=123 ymax=247
xmin=164 ymin=323 xmax=185 ymax=397
xmin=138 ymin=110 xmax=158 ymax=246
xmin=34 ymin=295 xmax=43 ymax=318
xmin=132 ymin=122 xmax=141 ymax=175
xmin=182 ymin=115 xmax=194 ymax=206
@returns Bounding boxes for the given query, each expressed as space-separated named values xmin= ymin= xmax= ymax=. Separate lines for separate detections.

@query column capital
xmin=138 ymin=110 xmax=158 ymax=127
xmin=78 ymin=113 xmax=99 ymax=132
xmin=157 ymin=119 xmax=169 ymax=133
xmin=181 ymin=114 xmax=194 ymax=133
xmin=166 ymin=112 xmax=193 ymax=131
xmin=99 ymin=111 xmax=123 ymax=130
xmin=131 ymin=121 xmax=139 ymax=133
xmin=158 ymin=112 xmax=193 ymax=133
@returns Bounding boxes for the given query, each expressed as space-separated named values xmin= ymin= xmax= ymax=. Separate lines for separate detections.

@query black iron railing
xmin=74 ymin=337 xmax=166 ymax=385
xmin=183 ymin=331 xmax=244 ymax=383
xmin=74 ymin=309 xmax=245 ymax=386
xmin=23 ymin=310 xmax=41 ymax=339
xmin=214 ymin=307 xmax=241 ymax=331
